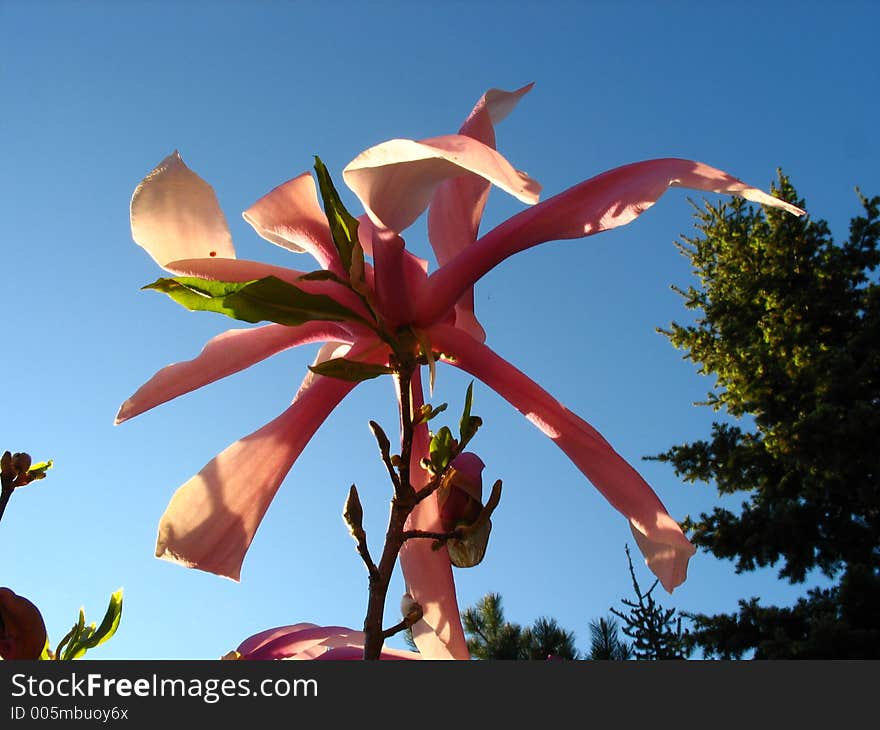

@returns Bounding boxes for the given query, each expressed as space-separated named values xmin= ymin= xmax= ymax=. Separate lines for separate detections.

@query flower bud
xmin=400 ymin=593 xmax=423 ymax=625
xmin=0 ymin=588 xmax=48 ymax=660
xmin=11 ymin=453 xmax=32 ymax=475
xmin=437 ymin=453 xmax=485 ymax=533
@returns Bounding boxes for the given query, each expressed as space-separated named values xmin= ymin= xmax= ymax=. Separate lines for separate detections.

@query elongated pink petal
xmin=359 ymin=217 xmax=428 ymax=327
xmin=115 ymin=322 xmax=356 ymax=424
xmin=425 ymin=84 xmax=533 ymax=344
xmin=415 ymin=159 xmax=806 ymax=329
xmin=428 ymin=324 xmax=696 ymax=592
xmin=247 ymin=625 xmax=363 ymax=660
xmin=343 ymin=134 xmax=541 ymax=233
xmin=236 ymin=623 xmax=421 ymax=660
xmin=242 ymin=173 xmax=344 ymax=275
xmin=236 ymin=623 xmax=317 ymax=657
xmin=398 ymin=373 xmax=470 ymax=659
xmin=154 ymin=339 xmax=386 ymax=580
xmin=131 ymin=152 xmax=235 ymax=267
xmin=429 ymin=83 xmax=534 ymax=267
xmin=316 ymin=645 xmax=421 ymax=660
xmin=164 ymin=257 xmax=376 ymax=324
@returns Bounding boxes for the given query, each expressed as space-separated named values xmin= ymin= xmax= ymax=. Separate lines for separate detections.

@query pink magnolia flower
xmin=119 ymin=84 xmax=804 ymax=660
xmin=227 ymin=623 xmax=420 ymax=660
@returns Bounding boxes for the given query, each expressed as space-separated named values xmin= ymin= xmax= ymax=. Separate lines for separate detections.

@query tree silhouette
xmin=653 ymin=175 xmax=880 ymax=657
xmin=462 ymin=593 xmax=579 ymax=659
xmin=611 ymin=545 xmax=690 ymax=660
xmin=587 ymin=616 xmax=631 ymax=660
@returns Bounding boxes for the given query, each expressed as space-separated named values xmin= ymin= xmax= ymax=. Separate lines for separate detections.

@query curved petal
xmin=428 ymin=83 xmax=533 ymax=266
xmin=428 ymin=324 xmax=696 ymax=592
xmin=398 ymin=372 xmax=470 ymax=659
xmin=247 ymin=625 xmax=363 ymax=660
xmin=343 ymin=134 xmax=541 ymax=233
xmin=164 ymin=257 xmax=376 ymax=325
xmin=131 ymin=151 xmax=235 ymax=268
xmin=154 ymin=339 xmax=384 ymax=580
xmin=316 ymin=645 xmax=421 ymax=660
xmin=115 ymin=321 xmax=356 ymax=424
xmin=236 ymin=623 xmax=421 ymax=660
xmin=426 ymin=84 xmax=533 ymax=344
xmin=242 ymin=173 xmax=344 ymax=275
xmin=415 ymin=158 xmax=806 ymax=329
xmin=236 ymin=623 xmax=317 ymax=657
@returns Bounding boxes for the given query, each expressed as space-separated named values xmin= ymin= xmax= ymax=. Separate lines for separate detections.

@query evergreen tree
xmin=587 ymin=616 xmax=631 ymax=660
xmin=611 ymin=545 xmax=690 ymax=659
xmin=462 ymin=592 xmax=524 ymax=659
xmin=520 ymin=617 xmax=578 ymax=660
xmin=462 ymin=593 xmax=579 ymax=659
xmin=652 ymin=174 xmax=880 ymax=658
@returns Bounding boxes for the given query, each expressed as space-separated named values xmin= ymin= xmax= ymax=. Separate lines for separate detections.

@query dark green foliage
xmin=462 ymin=593 xmax=578 ymax=659
xmin=587 ymin=616 xmax=631 ymax=660
xmin=653 ymin=174 xmax=880 ymax=657
xmin=611 ymin=546 xmax=690 ymax=660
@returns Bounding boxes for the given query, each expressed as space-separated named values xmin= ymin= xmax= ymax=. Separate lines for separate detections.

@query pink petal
xmin=154 ymin=339 xmax=385 ymax=580
xmin=236 ymin=623 xmax=317 ymax=657
xmin=130 ymin=151 xmax=235 ymax=268
xmin=246 ymin=625 xmax=363 ymax=660
xmin=359 ymin=217 xmax=428 ymax=328
xmin=343 ymin=134 xmax=541 ymax=233
xmin=242 ymin=172 xmax=344 ymax=275
xmin=428 ymin=324 xmax=696 ymax=592
xmin=316 ymin=645 xmax=421 ymax=660
xmin=116 ymin=322 xmax=356 ymax=424
xmin=449 ymin=452 xmax=485 ymax=502
xmin=164 ymin=257 xmax=376 ymax=325
xmin=425 ymin=84 xmax=532 ymax=344
xmin=398 ymin=372 xmax=470 ymax=659
xmin=428 ymin=83 xmax=533 ymax=265
xmin=415 ymin=158 xmax=806 ymax=329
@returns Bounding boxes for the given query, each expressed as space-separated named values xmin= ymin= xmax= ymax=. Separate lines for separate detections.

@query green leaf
xmin=27 ymin=459 xmax=53 ymax=480
xmin=459 ymin=381 xmax=482 ymax=445
xmin=309 ymin=357 xmax=394 ymax=383
xmin=313 ymin=156 xmax=363 ymax=281
xmin=80 ymin=589 xmax=123 ymax=650
xmin=417 ymin=403 xmax=448 ymax=424
xmin=297 ymin=269 xmax=347 ymax=283
xmin=61 ymin=608 xmax=87 ymax=660
xmin=460 ymin=382 xmax=474 ymax=437
xmin=429 ymin=426 xmax=456 ymax=472
xmin=144 ymin=276 xmax=364 ymax=326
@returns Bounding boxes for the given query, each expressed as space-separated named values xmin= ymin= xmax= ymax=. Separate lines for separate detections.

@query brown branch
xmin=0 ymin=488 xmax=12 ymax=526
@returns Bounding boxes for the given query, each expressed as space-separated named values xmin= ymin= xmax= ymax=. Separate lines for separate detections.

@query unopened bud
xmin=12 ymin=453 xmax=32 ymax=475
xmin=400 ymin=593 xmax=423 ymax=625
xmin=343 ymin=485 xmax=365 ymax=540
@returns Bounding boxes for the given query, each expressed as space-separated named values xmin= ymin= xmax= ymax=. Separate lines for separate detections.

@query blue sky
xmin=2 ymin=0 xmax=877 ymax=659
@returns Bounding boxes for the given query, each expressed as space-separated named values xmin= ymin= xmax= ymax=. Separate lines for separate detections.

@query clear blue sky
xmin=2 ymin=0 xmax=877 ymax=659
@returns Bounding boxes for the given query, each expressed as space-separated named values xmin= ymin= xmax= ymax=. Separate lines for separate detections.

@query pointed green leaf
xmin=144 ymin=275 xmax=365 ymax=326
xmin=309 ymin=357 xmax=394 ymax=383
xmin=61 ymin=609 xmax=87 ymax=660
xmin=297 ymin=269 xmax=347 ymax=284
xmin=80 ymin=589 xmax=123 ymax=650
xmin=417 ymin=403 xmax=447 ymax=424
xmin=459 ymin=381 xmax=475 ymax=441
xmin=314 ymin=156 xmax=362 ymax=281
xmin=429 ymin=426 xmax=455 ymax=472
